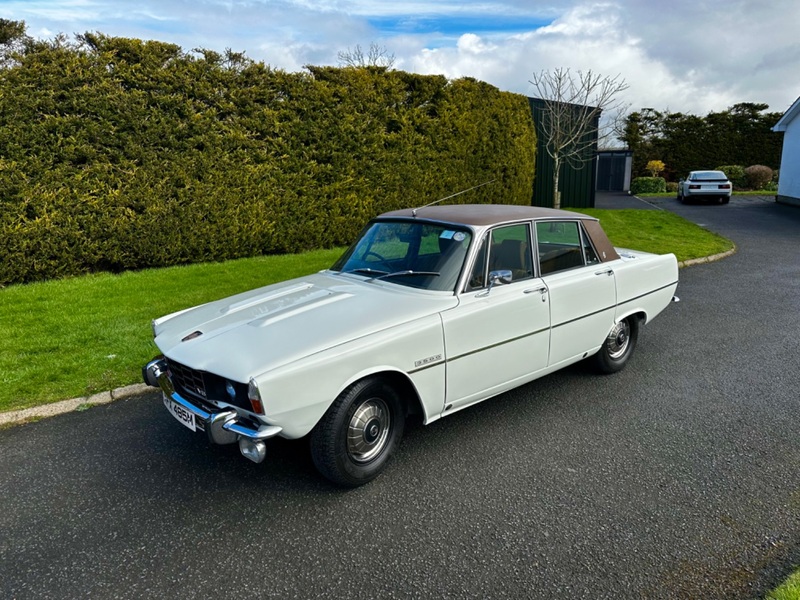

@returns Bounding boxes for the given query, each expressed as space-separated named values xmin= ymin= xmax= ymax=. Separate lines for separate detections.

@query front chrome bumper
xmin=143 ymin=357 xmax=282 ymax=450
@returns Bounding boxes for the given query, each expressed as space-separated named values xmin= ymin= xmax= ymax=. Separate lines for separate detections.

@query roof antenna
xmin=411 ymin=179 xmax=496 ymax=217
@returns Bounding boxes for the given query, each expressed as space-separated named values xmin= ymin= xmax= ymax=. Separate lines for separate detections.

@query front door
xmin=442 ymin=223 xmax=551 ymax=410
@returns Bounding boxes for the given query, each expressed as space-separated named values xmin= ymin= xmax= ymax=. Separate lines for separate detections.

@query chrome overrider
xmin=143 ymin=357 xmax=281 ymax=463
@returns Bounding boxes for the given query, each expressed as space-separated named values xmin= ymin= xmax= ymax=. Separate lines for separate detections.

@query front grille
xmin=165 ymin=358 xmax=251 ymax=412
xmin=167 ymin=359 xmax=207 ymax=400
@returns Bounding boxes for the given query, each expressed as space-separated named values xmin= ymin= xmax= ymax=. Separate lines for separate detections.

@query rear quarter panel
xmin=613 ymin=252 xmax=679 ymax=324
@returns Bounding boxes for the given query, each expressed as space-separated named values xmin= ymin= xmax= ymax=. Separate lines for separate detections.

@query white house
xmin=772 ymin=96 xmax=800 ymax=206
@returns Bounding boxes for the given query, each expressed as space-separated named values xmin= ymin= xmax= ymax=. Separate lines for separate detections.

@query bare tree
xmin=529 ymin=68 xmax=629 ymax=208
xmin=599 ymin=101 xmax=632 ymax=149
xmin=337 ymin=43 xmax=395 ymax=69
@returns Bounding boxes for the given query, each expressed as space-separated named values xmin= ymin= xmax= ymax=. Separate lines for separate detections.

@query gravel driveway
xmin=1 ymin=194 xmax=798 ymax=599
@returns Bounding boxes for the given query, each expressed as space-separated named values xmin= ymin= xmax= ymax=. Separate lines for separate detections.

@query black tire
xmin=310 ymin=377 xmax=405 ymax=487
xmin=593 ymin=316 xmax=639 ymax=374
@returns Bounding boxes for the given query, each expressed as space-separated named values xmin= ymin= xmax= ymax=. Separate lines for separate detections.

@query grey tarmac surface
xmin=1 ymin=194 xmax=799 ymax=599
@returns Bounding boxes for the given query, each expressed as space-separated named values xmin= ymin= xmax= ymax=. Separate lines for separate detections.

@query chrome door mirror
xmin=477 ymin=269 xmax=512 ymax=296
xmin=489 ymin=270 xmax=513 ymax=286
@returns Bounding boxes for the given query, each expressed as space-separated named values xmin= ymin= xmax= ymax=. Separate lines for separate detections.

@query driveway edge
xmin=678 ymin=244 xmax=737 ymax=268
xmin=0 ymin=383 xmax=150 ymax=427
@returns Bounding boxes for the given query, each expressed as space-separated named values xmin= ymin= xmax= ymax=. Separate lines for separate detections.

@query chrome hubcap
xmin=347 ymin=398 xmax=390 ymax=463
xmin=607 ymin=320 xmax=630 ymax=359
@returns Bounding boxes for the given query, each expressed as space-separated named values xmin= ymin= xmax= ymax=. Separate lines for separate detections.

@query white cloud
xmin=0 ymin=0 xmax=798 ymax=115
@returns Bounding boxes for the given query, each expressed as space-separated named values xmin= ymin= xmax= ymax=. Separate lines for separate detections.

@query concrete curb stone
xmin=678 ymin=245 xmax=737 ymax=268
xmin=0 ymin=383 xmax=150 ymax=427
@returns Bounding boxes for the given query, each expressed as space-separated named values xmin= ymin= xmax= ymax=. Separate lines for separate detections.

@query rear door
xmin=535 ymin=220 xmax=617 ymax=367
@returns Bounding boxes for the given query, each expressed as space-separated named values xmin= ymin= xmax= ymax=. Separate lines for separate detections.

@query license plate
xmin=163 ymin=394 xmax=197 ymax=432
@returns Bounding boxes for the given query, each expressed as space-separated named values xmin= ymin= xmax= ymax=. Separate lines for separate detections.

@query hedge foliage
xmin=621 ymin=104 xmax=783 ymax=181
xmin=716 ymin=165 xmax=747 ymax=189
xmin=630 ymin=177 xmax=666 ymax=194
xmin=0 ymin=24 xmax=537 ymax=284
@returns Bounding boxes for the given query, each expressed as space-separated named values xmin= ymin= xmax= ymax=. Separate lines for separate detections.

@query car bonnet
xmin=153 ymin=271 xmax=457 ymax=382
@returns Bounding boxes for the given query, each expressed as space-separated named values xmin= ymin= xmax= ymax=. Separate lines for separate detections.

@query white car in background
xmin=144 ymin=204 xmax=679 ymax=487
xmin=677 ymin=170 xmax=732 ymax=204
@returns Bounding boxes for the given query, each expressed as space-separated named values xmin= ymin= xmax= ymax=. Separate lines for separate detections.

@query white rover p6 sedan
xmin=144 ymin=204 xmax=679 ymax=486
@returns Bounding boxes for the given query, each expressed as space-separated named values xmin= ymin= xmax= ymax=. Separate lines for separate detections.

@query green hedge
xmin=0 ymin=28 xmax=537 ymax=284
xmin=716 ymin=165 xmax=746 ymax=189
xmin=631 ymin=177 xmax=666 ymax=194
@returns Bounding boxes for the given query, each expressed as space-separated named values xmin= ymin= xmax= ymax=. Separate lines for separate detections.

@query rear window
xmin=692 ymin=171 xmax=728 ymax=181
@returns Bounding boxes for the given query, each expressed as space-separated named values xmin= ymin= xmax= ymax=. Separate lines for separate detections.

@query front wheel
xmin=593 ymin=317 xmax=639 ymax=374
xmin=311 ymin=377 xmax=405 ymax=487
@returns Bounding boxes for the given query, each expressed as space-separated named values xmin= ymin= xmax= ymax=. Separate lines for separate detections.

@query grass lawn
xmin=768 ymin=569 xmax=800 ymax=600
xmin=575 ymin=209 xmax=733 ymax=260
xmin=1 ymin=248 xmax=343 ymax=412
xmin=0 ymin=209 xmax=734 ymax=414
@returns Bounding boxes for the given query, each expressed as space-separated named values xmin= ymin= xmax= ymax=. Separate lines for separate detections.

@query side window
xmin=488 ymin=224 xmax=533 ymax=282
xmin=581 ymin=227 xmax=600 ymax=265
xmin=537 ymin=221 xmax=589 ymax=275
xmin=466 ymin=235 xmax=488 ymax=291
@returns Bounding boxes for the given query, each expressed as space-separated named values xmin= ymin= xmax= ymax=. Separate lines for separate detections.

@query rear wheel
xmin=593 ymin=316 xmax=639 ymax=374
xmin=311 ymin=377 xmax=405 ymax=487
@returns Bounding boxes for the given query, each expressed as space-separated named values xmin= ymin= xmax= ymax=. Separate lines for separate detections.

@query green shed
xmin=528 ymin=97 xmax=599 ymax=209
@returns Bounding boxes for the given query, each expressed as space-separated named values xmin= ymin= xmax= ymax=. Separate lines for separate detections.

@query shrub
xmin=646 ymin=160 xmax=665 ymax=177
xmin=765 ymin=169 xmax=780 ymax=192
xmin=631 ymin=177 xmax=666 ymax=194
xmin=666 ymin=181 xmax=678 ymax=193
xmin=744 ymin=165 xmax=773 ymax=190
xmin=716 ymin=165 xmax=746 ymax=189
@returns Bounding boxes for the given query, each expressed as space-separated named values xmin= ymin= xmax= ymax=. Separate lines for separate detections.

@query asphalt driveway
xmin=1 ymin=194 xmax=798 ymax=599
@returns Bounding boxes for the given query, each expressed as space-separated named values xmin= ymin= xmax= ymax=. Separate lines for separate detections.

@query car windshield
xmin=692 ymin=171 xmax=728 ymax=181
xmin=331 ymin=219 xmax=473 ymax=292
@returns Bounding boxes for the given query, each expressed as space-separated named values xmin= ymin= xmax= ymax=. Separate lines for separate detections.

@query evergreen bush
xmin=744 ymin=165 xmax=773 ymax=190
xmin=716 ymin=165 xmax=746 ymax=189
xmin=0 ymin=26 xmax=537 ymax=284
xmin=630 ymin=177 xmax=666 ymax=194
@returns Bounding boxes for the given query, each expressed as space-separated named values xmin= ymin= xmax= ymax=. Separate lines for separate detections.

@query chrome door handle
xmin=594 ymin=269 xmax=613 ymax=276
xmin=524 ymin=287 xmax=547 ymax=294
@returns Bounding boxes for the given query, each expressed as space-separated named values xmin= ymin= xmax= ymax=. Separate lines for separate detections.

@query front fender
xmin=253 ymin=314 xmax=446 ymax=439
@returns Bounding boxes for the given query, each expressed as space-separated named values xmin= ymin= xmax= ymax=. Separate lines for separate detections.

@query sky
xmin=2 ymin=0 xmax=799 ymax=122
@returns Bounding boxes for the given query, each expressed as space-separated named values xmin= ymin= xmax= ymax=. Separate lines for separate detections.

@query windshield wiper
xmin=341 ymin=267 xmax=389 ymax=276
xmin=371 ymin=270 xmax=440 ymax=281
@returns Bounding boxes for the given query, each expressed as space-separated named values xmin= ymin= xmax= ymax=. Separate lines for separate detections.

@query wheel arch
xmin=615 ymin=308 xmax=647 ymax=327
xmin=339 ymin=368 xmax=427 ymax=420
